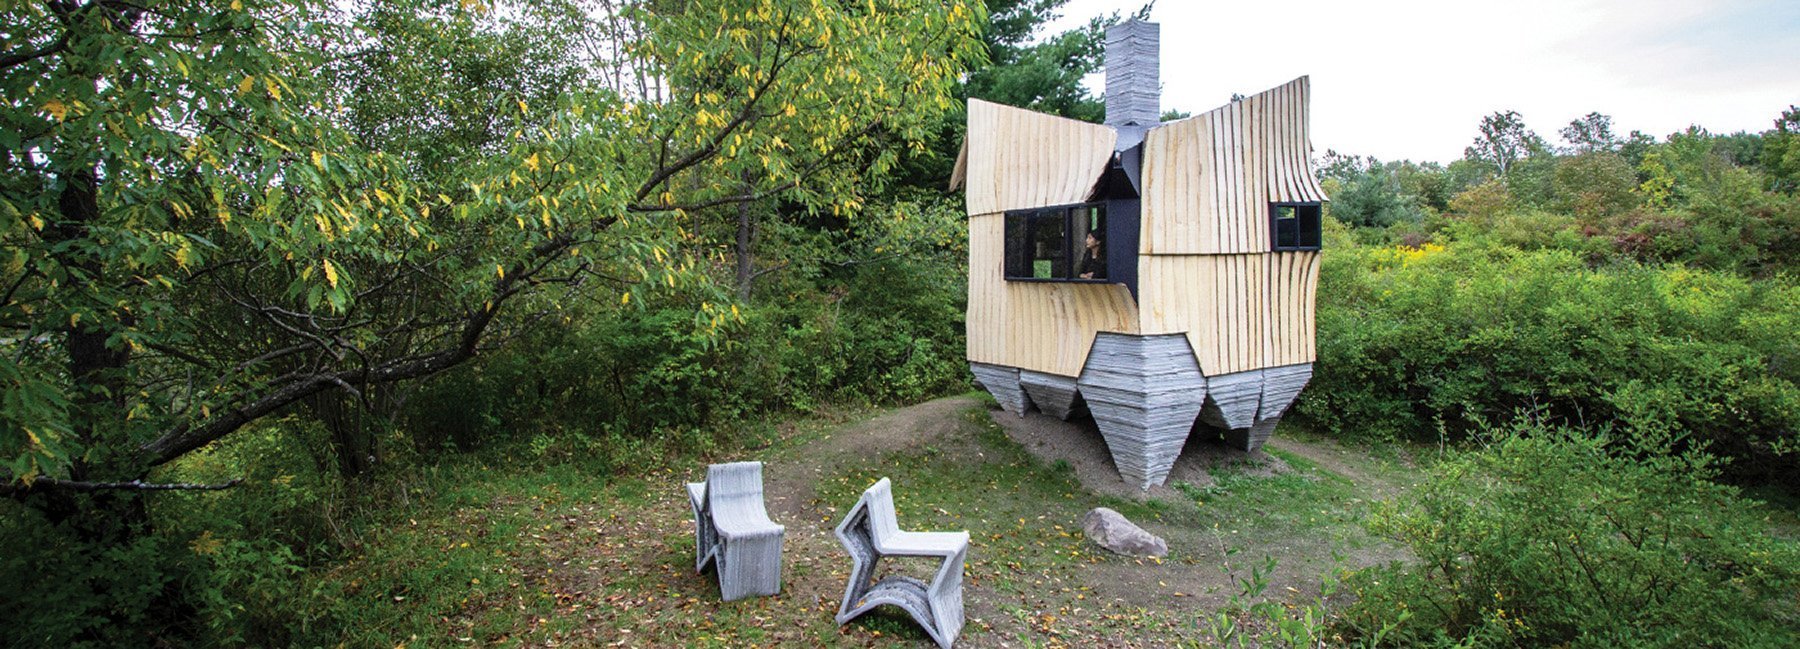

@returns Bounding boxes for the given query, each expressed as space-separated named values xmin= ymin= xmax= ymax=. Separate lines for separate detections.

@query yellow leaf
xmin=322 ymin=259 xmax=339 ymax=287
xmin=237 ymin=75 xmax=254 ymax=95
xmin=311 ymin=151 xmax=324 ymax=169
xmin=516 ymin=98 xmax=528 ymax=114
xmin=621 ymin=292 xmax=630 ymax=305
xmin=524 ymin=152 xmax=540 ymax=172
xmin=495 ymin=264 xmax=505 ymax=280
xmin=43 ymin=99 xmax=67 ymax=121
xmin=231 ymin=0 xmax=242 ymax=9
xmin=28 ymin=213 xmax=44 ymax=230
xmin=264 ymin=76 xmax=281 ymax=101
xmin=69 ymin=312 xmax=81 ymax=328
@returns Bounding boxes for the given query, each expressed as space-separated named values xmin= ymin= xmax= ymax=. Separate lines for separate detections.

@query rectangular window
xmin=1004 ymin=203 xmax=1107 ymax=281
xmin=1270 ymin=202 xmax=1323 ymax=251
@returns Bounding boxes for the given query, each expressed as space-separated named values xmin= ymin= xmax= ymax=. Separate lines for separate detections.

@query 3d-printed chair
xmin=686 ymin=461 xmax=785 ymax=601
xmin=834 ymin=477 xmax=968 ymax=648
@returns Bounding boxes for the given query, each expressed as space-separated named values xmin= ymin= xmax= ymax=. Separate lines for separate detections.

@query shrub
xmin=1339 ymin=424 xmax=1800 ymax=647
xmin=1299 ymin=239 xmax=1800 ymax=483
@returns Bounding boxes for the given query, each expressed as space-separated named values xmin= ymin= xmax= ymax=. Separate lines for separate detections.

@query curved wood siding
xmin=1139 ymin=77 xmax=1325 ymax=255
xmin=967 ymin=213 xmax=1140 ymax=377
xmin=1138 ymin=252 xmax=1319 ymax=376
xmin=963 ymin=99 xmax=1118 ymax=217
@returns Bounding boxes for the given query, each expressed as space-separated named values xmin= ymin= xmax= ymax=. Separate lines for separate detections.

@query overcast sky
xmin=1042 ymin=0 xmax=1800 ymax=164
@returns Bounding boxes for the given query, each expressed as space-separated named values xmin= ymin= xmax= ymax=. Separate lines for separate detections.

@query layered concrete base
xmin=1075 ymin=334 xmax=1209 ymax=489
xmin=1019 ymin=370 xmax=1083 ymax=420
xmin=969 ymin=340 xmax=1314 ymax=490
xmin=969 ymin=362 xmax=1029 ymax=417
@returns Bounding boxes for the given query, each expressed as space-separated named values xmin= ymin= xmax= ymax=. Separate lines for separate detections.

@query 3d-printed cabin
xmin=951 ymin=20 xmax=1326 ymax=490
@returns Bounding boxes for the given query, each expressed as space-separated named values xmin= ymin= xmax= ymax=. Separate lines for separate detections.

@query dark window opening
xmin=1271 ymin=202 xmax=1323 ymax=251
xmin=1005 ymin=203 xmax=1108 ymax=281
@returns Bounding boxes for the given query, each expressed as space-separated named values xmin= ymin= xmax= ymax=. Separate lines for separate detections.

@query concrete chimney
xmin=1104 ymin=19 xmax=1160 ymax=147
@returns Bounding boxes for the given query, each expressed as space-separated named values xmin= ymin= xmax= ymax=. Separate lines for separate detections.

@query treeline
xmin=1297 ymin=108 xmax=1800 ymax=485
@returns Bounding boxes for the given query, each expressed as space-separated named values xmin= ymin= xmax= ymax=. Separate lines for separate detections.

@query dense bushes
xmin=398 ymin=246 xmax=969 ymax=466
xmin=1297 ymin=232 xmax=1800 ymax=483
xmin=1340 ymin=424 xmax=1799 ymax=647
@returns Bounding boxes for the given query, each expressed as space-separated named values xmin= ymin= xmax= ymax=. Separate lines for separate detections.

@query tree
xmin=1552 ymin=152 xmax=1637 ymax=220
xmin=1 ymin=0 xmax=979 ymax=509
xmin=1559 ymin=111 xmax=1620 ymax=154
xmin=1464 ymin=110 xmax=1547 ymax=176
xmin=965 ymin=0 xmax=1112 ymax=121
xmin=1761 ymin=105 xmax=1800 ymax=193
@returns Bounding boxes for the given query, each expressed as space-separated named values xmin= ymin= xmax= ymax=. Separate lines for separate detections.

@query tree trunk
xmin=734 ymin=182 xmax=756 ymax=302
xmin=50 ymin=169 xmax=133 ymax=482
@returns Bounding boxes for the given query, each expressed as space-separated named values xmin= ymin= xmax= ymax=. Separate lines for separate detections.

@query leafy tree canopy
xmin=0 ymin=0 xmax=982 ymax=499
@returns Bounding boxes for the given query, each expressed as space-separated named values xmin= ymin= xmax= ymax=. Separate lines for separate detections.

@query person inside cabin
xmin=1079 ymin=231 xmax=1106 ymax=280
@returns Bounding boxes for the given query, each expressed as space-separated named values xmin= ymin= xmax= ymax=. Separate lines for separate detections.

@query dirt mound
xmin=986 ymin=407 xmax=1290 ymax=503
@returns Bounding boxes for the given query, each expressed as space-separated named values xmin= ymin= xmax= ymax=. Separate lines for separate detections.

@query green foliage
xmin=1463 ymin=110 xmax=1547 ymax=177
xmin=0 ymin=500 xmax=201 ymax=648
xmin=1299 ymin=237 xmax=1800 ymax=482
xmin=965 ymin=0 xmax=1112 ymax=122
xmin=1762 ymin=106 xmax=1800 ymax=193
xmin=1340 ymin=424 xmax=1800 ymax=647
xmin=1552 ymin=151 xmax=1637 ymax=220
xmin=1318 ymin=155 xmax=1433 ymax=228
xmin=400 ymin=250 xmax=969 ymax=465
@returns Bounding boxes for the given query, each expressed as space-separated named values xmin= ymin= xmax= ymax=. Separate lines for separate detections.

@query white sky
xmin=1043 ymin=0 xmax=1800 ymax=164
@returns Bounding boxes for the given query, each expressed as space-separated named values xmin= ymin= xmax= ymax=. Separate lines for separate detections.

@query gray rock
xmin=1081 ymin=507 xmax=1168 ymax=557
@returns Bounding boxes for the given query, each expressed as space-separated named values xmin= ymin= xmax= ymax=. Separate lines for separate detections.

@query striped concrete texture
xmin=1019 ymin=370 xmax=1083 ymax=420
xmin=970 ymin=362 xmax=1030 ymax=417
xmin=969 ymin=341 xmax=1315 ymax=489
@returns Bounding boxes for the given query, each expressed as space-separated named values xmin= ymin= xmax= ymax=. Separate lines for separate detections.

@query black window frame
xmin=1270 ymin=202 xmax=1323 ymax=251
xmin=1004 ymin=202 xmax=1109 ymax=283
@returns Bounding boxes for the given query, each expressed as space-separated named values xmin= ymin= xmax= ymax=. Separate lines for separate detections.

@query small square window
xmin=1270 ymin=203 xmax=1322 ymax=251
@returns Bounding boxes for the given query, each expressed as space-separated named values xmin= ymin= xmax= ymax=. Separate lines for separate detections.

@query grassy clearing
xmin=295 ymin=399 xmax=1445 ymax=647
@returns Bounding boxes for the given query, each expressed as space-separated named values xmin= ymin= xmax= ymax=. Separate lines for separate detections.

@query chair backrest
xmin=861 ymin=477 xmax=902 ymax=543
xmin=706 ymin=461 xmax=766 ymax=507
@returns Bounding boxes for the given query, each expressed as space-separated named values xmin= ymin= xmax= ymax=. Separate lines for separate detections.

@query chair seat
xmin=876 ymin=530 xmax=969 ymax=557
xmin=715 ymin=515 xmax=783 ymax=538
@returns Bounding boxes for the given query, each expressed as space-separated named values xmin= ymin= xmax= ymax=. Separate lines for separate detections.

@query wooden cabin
xmin=951 ymin=20 xmax=1326 ymax=489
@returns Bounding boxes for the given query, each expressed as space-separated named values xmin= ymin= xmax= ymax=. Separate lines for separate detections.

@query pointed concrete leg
xmin=1223 ymin=364 xmax=1313 ymax=452
xmin=1225 ymin=417 xmax=1282 ymax=452
xmin=1019 ymin=371 xmax=1081 ymax=420
xmin=1197 ymin=369 xmax=1264 ymax=431
xmin=1077 ymin=334 xmax=1207 ymax=490
xmin=970 ymin=362 xmax=1031 ymax=417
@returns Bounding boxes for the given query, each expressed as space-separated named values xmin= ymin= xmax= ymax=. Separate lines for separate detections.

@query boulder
xmin=1081 ymin=507 xmax=1167 ymax=557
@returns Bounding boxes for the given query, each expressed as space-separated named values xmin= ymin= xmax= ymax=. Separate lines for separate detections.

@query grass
xmin=245 ymin=399 xmax=1434 ymax=647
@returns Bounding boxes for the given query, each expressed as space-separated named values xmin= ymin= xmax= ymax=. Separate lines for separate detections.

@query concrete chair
xmin=686 ymin=461 xmax=784 ymax=601
xmin=834 ymin=477 xmax=968 ymax=648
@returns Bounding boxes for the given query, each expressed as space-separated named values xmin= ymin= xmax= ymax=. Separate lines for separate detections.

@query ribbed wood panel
xmin=1267 ymin=251 xmax=1321 ymax=369
xmin=1139 ymin=76 xmax=1326 ymax=255
xmin=1005 ymin=282 xmax=1140 ymax=376
xmin=966 ymin=214 xmax=1008 ymax=365
xmin=1136 ymin=252 xmax=1318 ymax=376
xmin=963 ymin=99 xmax=1119 ymax=217
xmin=967 ymin=214 xmax=1141 ymax=377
